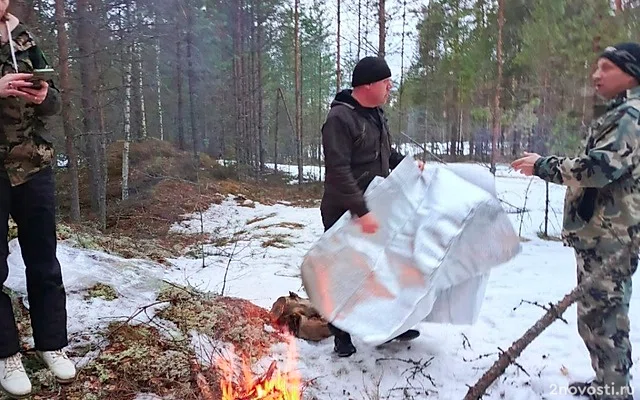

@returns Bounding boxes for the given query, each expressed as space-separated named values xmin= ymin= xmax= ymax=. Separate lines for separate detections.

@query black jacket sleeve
xmin=322 ymin=114 xmax=369 ymax=217
xmin=389 ymin=148 xmax=405 ymax=170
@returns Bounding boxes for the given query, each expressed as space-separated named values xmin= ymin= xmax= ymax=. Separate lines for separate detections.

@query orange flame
xmin=218 ymin=337 xmax=301 ymax=400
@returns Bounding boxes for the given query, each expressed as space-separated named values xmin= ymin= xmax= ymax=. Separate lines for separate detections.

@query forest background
xmin=7 ymin=0 xmax=636 ymax=230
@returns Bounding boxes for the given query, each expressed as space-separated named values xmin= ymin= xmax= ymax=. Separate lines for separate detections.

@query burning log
xmin=218 ymin=336 xmax=302 ymax=400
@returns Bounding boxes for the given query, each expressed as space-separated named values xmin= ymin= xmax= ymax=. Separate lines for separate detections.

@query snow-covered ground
xmin=5 ymin=161 xmax=639 ymax=399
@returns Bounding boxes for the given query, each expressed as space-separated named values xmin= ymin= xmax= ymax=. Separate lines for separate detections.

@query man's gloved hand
xmin=356 ymin=212 xmax=379 ymax=234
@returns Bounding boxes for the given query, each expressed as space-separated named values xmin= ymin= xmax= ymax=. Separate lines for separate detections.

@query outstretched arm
xmin=514 ymin=108 xmax=640 ymax=187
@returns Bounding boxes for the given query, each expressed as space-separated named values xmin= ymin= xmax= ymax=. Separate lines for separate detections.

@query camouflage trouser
xmin=574 ymin=247 xmax=637 ymax=400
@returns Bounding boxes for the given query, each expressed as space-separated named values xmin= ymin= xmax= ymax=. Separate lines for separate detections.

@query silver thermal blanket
xmin=301 ymin=157 xmax=521 ymax=345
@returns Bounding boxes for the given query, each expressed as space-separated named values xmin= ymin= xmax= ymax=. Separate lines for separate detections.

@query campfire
xmin=217 ymin=337 xmax=302 ymax=400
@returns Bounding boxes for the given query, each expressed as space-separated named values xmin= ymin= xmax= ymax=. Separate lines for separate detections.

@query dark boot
xmin=328 ymin=324 xmax=356 ymax=357
xmin=379 ymin=329 xmax=421 ymax=346
xmin=568 ymin=380 xmax=593 ymax=398
xmin=391 ymin=329 xmax=420 ymax=341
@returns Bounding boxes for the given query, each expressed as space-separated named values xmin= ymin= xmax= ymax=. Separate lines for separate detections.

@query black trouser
xmin=320 ymin=202 xmax=352 ymax=341
xmin=0 ymin=167 xmax=68 ymax=358
xmin=320 ymin=202 xmax=347 ymax=233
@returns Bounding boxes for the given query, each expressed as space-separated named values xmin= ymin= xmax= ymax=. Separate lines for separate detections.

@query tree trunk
xmin=186 ymin=2 xmax=199 ymax=161
xmin=233 ymin=0 xmax=241 ymax=165
xmin=294 ymin=0 xmax=303 ymax=184
xmin=274 ymin=89 xmax=279 ymax=172
xmin=122 ymin=42 xmax=132 ymax=201
xmin=278 ymin=87 xmax=296 ymax=168
xmin=155 ymin=13 xmax=164 ymax=141
xmin=94 ymin=46 xmax=107 ymax=230
xmin=76 ymin=0 xmax=101 ymax=216
xmin=490 ymin=0 xmax=504 ymax=174
xmin=378 ymin=0 xmax=385 ymax=58
xmin=137 ymin=41 xmax=147 ymax=141
xmin=336 ymin=0 xmax=341 ymax=92
xmin=175 ymin=8 xmax=185 ymax=150
xmin=449 ymin=89 xmax=457 ymax=159
xmin=257 ymin=3 xmax=265 ymax=172
xmin=458 ymin=107 xmax=463 ymax=156
xmin=54 ymin=0 xmax=80 ymax=222
xmin=357 ymin=0 xmax=361 ymax=60
xmin=241 ymin=9 xmax=250 ymax=168
xmin=8 ymin=0 xmax=36 ymax=26
xmin=318 ymin=50 xmax=323 ymax=181
xmin=249 ymin=1 xmax=257 ymax=169
xmin=397 ymin=0 xmax=406 ymax=136
xmin=220 ymin=90 xmax=226 ymax=158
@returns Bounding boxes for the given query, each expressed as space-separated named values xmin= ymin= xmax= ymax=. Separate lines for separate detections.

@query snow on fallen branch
xmin=463 ymin=274 xmax=595 ymax=400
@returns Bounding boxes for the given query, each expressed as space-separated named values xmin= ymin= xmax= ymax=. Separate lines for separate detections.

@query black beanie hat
xmin=351 ymin=56 xmax=392 ymax=87
xmin=600 ymin=42 xmax=640 ymax=83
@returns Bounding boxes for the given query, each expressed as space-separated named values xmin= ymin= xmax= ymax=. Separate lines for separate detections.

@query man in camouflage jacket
xmin=0 ymin=10 xmax=76 ymax=398
xmin=512 ymin=42 xmax=640 ymax=400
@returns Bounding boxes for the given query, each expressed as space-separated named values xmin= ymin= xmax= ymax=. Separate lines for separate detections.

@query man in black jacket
xmin=320 ymin=56 xmax=422 ymax=357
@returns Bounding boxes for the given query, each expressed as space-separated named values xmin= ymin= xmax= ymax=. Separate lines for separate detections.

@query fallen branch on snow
xmin=463 ymin=274 xmax=594 ymax=400
xmin=376 ymin=356 xmax=437 ymax=388
xmin=513 ymin=299 xmax=568 ymax=324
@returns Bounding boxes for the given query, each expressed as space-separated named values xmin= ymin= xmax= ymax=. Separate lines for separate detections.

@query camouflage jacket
xmin=0 ymin=22 xmax=61 ymax=186
xmin=534 ymin=86 xmax=640 ymax=251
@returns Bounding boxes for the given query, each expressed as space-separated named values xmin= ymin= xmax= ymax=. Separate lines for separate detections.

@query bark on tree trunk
xmin=54 ymin=0 xmax=80 ymax=222
xmin=137 ymin=41 xmax=147 ymax=140
xmin=274 ymin=89 xmax=279 ymax=173
xmin=155 ymin=13 xmax=164 ymax=141
xmin=294 ymin=0 xmax=303 ymax=184
xmin=175 ymin=7 xmax=186 ymax=150
xmin=336 ymin=0 xmax=341 ymax=92
xmin=122 ymin=41 xmax=132 ymax=201
xmin=378 ymin=0 xmax=385 ymax=58
xmin=233 ymin=0 xmax=241 ymax=166
xmin=397 ymin=0 xmax=406 ymax=136
xmin=94 ymin=52 xmax=107 ymax=230
xmin=76 ymin=0 xmax=101 ymax=216
xmin=186 ymin=2 xmax=199 ymax=161
xmin=490 ymin=0 xmax=504 ymax=175
xmin=257 ymin=3 xmax=265 ymax=172
xmin=357 ymin=0 xmax=361 ymax=60
xmin=249 ymin=1 xmax=257 ymax=169
xmin=318 ymin=50 xmax=323 ymax=181
xmin=8 ymin=0 xmax=36 ymax=26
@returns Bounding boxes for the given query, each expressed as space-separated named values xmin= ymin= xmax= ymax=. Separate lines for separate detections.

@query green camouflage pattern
xmin=0 ymin=23 xmax=60 ymax=186
xmin=534 ymin=86 xmax=640 ymax=251
xmin=535 ymin=87 xmax=640 ymax=399
xmin=574 ymin=247 xmax=636 ymax=400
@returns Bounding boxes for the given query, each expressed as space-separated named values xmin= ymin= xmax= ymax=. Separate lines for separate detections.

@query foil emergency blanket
xmin=300 ymin=157 xmax=521 ymax=345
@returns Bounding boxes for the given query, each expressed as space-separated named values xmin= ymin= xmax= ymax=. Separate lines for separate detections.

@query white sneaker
xmin=0 ymin=353 xmax=32 ymax=399
xmin=37 ymin=349 xmax=76 ymax=383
